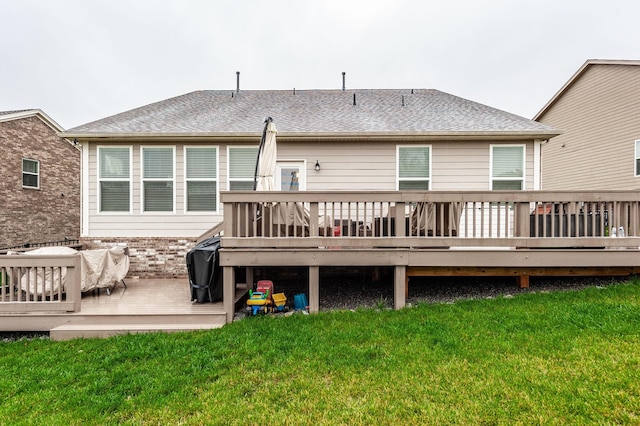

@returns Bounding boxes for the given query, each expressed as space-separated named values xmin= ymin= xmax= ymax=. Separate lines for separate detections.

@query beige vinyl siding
xmin=87 ymin=142 xmax=223 ymax=238
xmin=432 ymin=141 xmax=534 ymax=190
xmin=278 ymin=142 xmax=396 ymax=191
xmin=279 ymin=140 xmax=535 ymax=191
xmin=539 ymin=64 xmax=640 ymax=190
xmin=85 ymin=139 xmax=537 ymax=238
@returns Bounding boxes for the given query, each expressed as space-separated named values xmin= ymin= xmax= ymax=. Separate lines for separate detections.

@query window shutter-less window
xmin=229 ymin=147 xmax=258 ymax=190
xmin=186 ymin=147 xmax=217 ymax=211
xmin=143 ymin=147 xmax=174 ymax=212
xmin=399 ymin=146 xmax=430 ymax=190
xmin=492 ymin=146 xmax=524 ymax=190
xmin=22 ymin=159 xmax=39 ymax=188
xmin=99 ymin=147 xmax=130 ymax=211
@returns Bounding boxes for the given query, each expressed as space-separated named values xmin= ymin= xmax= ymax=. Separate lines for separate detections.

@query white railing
xmin=0 ymin=254 xmax=81 ymax=313
xmin=220 ymin=191 xmax=640 ymax=249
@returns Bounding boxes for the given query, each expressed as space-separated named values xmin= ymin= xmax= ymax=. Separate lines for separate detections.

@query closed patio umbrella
xmin=254 ymin=117 xmax=277 ymax=191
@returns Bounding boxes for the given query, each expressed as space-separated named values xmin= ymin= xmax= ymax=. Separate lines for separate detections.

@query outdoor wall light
xmin=315 ymin=160 xmax=320 ymax=171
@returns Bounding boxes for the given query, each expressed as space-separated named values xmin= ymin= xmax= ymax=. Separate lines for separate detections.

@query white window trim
xmin=490 ymin=144 xmax=525 ymax=190
xmin=22 ymin=158 xmax=40 ymax=189
xmin=97 ymin=145 xmax=132 ymax=214
xmin=141 ymin=146 xmax=176 ymax=214
xmin=276 ymin=160 xmax=307 ymax=191
xmin=396 ymin=145 xmax=432 ymax=190
xmin=184 ymin=145 xmax=219 ymax=213
xmin=634 ymin=140 xmax=640 ymax=177
xmin=227 ymin=146 xmax=259 ymax=190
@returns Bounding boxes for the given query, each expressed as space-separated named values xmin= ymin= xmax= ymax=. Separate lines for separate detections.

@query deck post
xmin=223 ymin=266 xmax=235 ymax=323
xmin=514 ymin=202 xmax=531 ymax=238
xmin=69 ymin=255 xmax=82 ymax=312
xmin=394 ymin=202 xmax=406 ymax=237
xmin=309 ymin=265 xmax=319 ymax=313
xmin=394 ymin=265 xmax=406 ymax=310
xmin=517 ymin=274 xmax=530 ymax=288
xmin=223 ymin=202 xmax=235 ymax=238
xmin=309 ymin=202 xmax=319 ymax=237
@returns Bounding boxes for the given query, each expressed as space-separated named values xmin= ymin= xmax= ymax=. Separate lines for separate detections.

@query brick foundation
xmin=82 ymin=237 xmax=197 ymax=279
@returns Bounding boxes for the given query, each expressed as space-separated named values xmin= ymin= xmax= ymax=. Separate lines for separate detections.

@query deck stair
xmin=50 ymin=319 xmax=225 ymax=341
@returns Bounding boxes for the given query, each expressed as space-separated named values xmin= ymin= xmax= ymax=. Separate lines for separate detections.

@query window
xmin=276 ymin=161 xmax=305 ymax=191
xmin=22 ymin=158 xmax=39 ymax=189
xmin=398 ymin=146 xmax=430 ymax=190
xmin=98 ymin=147 xmax=131 ymax=212
xmin=228 ymin=147 xmax=258 ymax=190
xmin=142 ymin=147 xmax=174 ymax=212
xmin=635 ymin=140 xmax=640 ymax=176
xmin=491 ymin=145 xmax=524 ymax=190
xmin=185 ymin=146 xmax=218 ymax=211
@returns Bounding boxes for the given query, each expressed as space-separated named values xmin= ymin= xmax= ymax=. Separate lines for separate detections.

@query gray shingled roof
xmin=64 ymin=89 xmax=558 ymax=137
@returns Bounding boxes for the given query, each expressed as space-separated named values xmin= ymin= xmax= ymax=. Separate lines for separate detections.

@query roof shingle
xmin=65 ymin=89 xmax=557 ymax=136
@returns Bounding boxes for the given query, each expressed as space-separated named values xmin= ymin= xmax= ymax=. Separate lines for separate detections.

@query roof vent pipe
xmin=353 ymin=93 xmax=356 ymax=106
xmin=342 ymin=72 xmax=346 ymax=91
xmin=401 ymin=95 xmax=405 ymax=107
xmin=236 ymin=71 xmax=240 ymax=93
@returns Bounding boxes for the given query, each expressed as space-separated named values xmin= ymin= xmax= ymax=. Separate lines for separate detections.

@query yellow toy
xmin=272 ymin=292 xmax=287 ymax=312
xmin=246 ymin=289 xmax=272 ymax=315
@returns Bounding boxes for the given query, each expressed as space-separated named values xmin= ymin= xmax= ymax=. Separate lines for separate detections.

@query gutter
xmin=60 ymin=130 xmax=561 ymax=143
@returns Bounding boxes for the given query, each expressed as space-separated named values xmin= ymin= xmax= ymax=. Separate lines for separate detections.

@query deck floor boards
xmin=79 ymin=278 xmax=226 ymax=315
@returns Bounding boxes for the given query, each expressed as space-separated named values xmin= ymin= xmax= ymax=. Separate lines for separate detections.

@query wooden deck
xmin=219 ymin=190 xmax=640 ymax=316
xmin=1 ymin=278 xmax=246 ymax=341
xmin=3 ymin=190 xmax=640 ymax=338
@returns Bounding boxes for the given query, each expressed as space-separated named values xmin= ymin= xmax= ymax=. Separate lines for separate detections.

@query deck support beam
xmin=245 ymin=267 xmax=254 ymax=288
xmin=517 ymin=274 xmax=530 ymax=288
xmin=223 ymin=266 xmax=235 ymax=323
xmin=309 ymin=265 xmax=319 ymax=313
xmin=394 ymin=265 xmax=406 ymax=310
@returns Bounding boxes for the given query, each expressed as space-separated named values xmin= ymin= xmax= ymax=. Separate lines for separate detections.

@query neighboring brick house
xmin=0 ymin=110 xmax=80 ymax=249
xmin=62 ymin=88 xmax=557 ymax=278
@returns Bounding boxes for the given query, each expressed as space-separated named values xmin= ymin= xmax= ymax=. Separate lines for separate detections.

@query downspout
xmin=533 ymin=139 xmax=543 ymax=190
xmin=81 ymin=141 xmax=90 ymax=236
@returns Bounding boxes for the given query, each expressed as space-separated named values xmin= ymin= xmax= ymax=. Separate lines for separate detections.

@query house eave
xmin=1 ymin=109 xmax=65 ymax=132
xmin=61 ymin=130 xmax=560 ymax=143
xmin=533 ymin=59 xmax=640 ymax=121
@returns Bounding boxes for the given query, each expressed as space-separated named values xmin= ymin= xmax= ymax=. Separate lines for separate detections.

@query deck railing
xmin=220 ymin=191 xmax=640 ymax=249
xmin=0 ymin=254 xmax=81 ymax=313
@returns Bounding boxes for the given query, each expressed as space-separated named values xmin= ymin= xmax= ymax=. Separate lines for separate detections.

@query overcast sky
xmin=1 ymin=0 xmax=638 ymax=129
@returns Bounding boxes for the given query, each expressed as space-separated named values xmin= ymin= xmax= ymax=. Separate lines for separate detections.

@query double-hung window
xmin=398 ymin=146 xmax=431 ymax=190
xmin=228 ymin=146 xmax=258 ymax=190
xmin=98 ymin=147 xmax=131 ymax=212
xmin=491 ymin=145 xmax=524 ymax=190
xmin=635 ymin=140 xmax=640 ymax=176
xmin=22 ymin=158 xmax=39 ymax=189
xmin=185 ymin=146 xmax=218 ymax=212
xmin=142 ymin=147 xmax=175 ymax=212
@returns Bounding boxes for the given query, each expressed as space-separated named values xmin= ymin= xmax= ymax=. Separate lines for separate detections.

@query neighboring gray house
xmin=535 ymin=59 xmax=640 ymax=190
xmin=0 ymin=109 xmax=80 ymax=250
xmin=62 ymin=88 xmax=558 ymax=278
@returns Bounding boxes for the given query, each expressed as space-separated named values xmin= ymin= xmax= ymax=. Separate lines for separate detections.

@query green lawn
xmin=1 ymin=279 xmax=639 ymax=425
